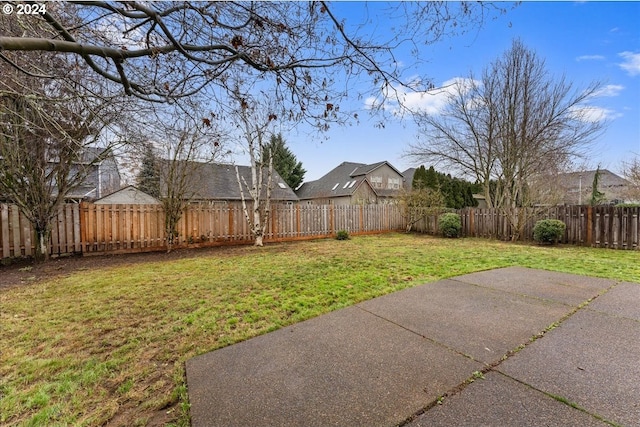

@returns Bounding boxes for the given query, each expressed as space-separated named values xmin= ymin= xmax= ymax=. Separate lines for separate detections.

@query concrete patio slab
xmin=186 ymin=305 xmax=481 ymax=427
xmin=454 ymin=266 xmax=615 ymax=305
xmin=587 ymin=282 xmax=640 ymax=321
xmin=498 ymin=307 xmax=640 ymax=427
xmin=186 ymin=268 xmax=634 ymax=427
xmin=407 ymin=371 xmax=609 ymax=427
xmin=357 ymin=279 xmax=571 ymax=363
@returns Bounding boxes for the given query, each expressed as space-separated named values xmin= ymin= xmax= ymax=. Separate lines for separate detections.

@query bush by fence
xmin=533 ymin=219 xmax=566 ymax=245
xmin=412 ymin=205 xmax=639 ymax=250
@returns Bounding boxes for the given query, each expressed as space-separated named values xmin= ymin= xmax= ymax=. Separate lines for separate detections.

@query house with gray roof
xmin=65 ymin=147 xmax=121 ymax=201
xmin=94 ymin=185 xmax=161 ymax=205
xmin=558 ymin=169 xmax=634 ymax=205
xmin=296 ymin=161 xmax=405 ymax=205
xmin=0 ymin=146 xmax=121 ymax=203
xmin=159 ymin=161 xmax=298 ymax=204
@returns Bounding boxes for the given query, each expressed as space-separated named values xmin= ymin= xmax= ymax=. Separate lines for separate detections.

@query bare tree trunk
xmin=34 ymin=226 xmax=51 ymax=263
xmin=232 ymin=93 xmax=276 ymax=247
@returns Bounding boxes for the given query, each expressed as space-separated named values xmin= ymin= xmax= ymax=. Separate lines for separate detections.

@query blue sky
xmin=279 ymin=1 xmax=640 ymax=182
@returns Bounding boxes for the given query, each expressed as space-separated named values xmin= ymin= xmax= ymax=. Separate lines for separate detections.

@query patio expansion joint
xmin=491 ymin=370 xmax=623 ymax=427
xmin=394 ymin=280 xmax=623 ymax=427
xmin=447 ymin=276 xmax=604 ymax=308
xmin=353 ymin=304 xmax=478 ymax=363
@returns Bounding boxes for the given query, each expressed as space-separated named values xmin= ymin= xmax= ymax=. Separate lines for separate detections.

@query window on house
xmin=343 ymin=181 xmax=351 ymax=188
xmin=278 ymin=182 xmax=287 ymax=189
xmin=348 ymin=181 xmax=356 ymax=188
xmin=370 ymin=176 xmax=382 ymax=188
xmin=332 ymin=183 xmax=340 ymax=191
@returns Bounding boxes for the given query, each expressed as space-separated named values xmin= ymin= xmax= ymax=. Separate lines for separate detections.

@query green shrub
xmin=533 ymin=219 xmax=566 ymax=244
xmin=336 ymin=230 xmax=350 ymax=240
xmin=438 ymin=213 xmax=462 ymax=238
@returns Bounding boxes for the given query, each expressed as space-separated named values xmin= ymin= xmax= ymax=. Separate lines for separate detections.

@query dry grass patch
xmin=1 ymin=233 xmax=638 ymax=426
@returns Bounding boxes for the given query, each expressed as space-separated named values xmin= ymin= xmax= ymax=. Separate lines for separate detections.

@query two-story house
xmin=65 ymin=147 xmax=121 ymax=201
xmin=296 ymin=161 xmax=405 ymax=205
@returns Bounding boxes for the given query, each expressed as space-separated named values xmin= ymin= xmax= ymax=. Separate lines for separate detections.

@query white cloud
xmin=570 ymin=105 xmax=622 ymax=123
xmin=576 ymin=55 xmax=605 ymax=62
xmin=592 ymin=84 xmax=624 ymax=97
xmin=365 ymin=77 xmax=480 ymax=115
xmin=618 ymin=51 xmax=640 ymax=76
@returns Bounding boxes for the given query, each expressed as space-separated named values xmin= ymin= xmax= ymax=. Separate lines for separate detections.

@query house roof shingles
xmin=160 ymin=161 xmax=299 ymax=202
xmin=558 ymin=169 xmax=631 ymax=190
xmin=296 ymin=161 xmax=402 ymax=200
xmin=402 ymin=168 xmax=416 ymax=191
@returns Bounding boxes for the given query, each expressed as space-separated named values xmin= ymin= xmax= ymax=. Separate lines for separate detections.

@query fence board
xmin=1 ymin=204 xmax=10 ymax=258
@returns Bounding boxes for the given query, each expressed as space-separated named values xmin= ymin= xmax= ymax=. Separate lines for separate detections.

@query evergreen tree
xmin=412 ymin=165 xmax=429 ymax=189
xmin=137 ymin=145 xmax=161 ymax=198
xmin=590 ymin=166 xmax=605 ymax=206
xmin=465 ymin=186 xmax=477 ymax=207
xmin=425 ymin=166 xmax=439 ymax=190
xmin=262 ymin=133 xmax=306 ymax=189
xmin=416 ymin=166 xmax=479 ymax=208
xmin=451 ymin=179 xmax=464 ymax=209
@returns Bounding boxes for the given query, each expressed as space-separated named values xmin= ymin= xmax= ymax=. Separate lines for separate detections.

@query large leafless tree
xmin=0 ymin=12 xmax=127 ymax=261
xmin=407 ymin=39 xmax=605 ymax=240
xmin=0 ymin=1 xmax=505 ymax=124
xmin=126 ymin=99 xmax=226 ymax=252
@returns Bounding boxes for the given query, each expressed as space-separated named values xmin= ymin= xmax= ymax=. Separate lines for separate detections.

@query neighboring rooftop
xmin=558 ymin=169 xmax=631 ymax=190
xmin=296 ymin=161 xmax=403 ymax=200
xmin=402 ymin=168 xmax=417 ymax=191
xmin=159 ymin=161 xmax=299 ymax=202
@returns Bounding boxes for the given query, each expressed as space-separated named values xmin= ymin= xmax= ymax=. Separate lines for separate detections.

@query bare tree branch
xmin=0 ymin=1 xmax=505 ymax=115
xmin=407 ymin=39 xmax=606 ymax=239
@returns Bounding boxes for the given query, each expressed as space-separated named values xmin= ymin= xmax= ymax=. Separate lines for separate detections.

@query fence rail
xmin=1 ymin=202 xmax=406 ymax=260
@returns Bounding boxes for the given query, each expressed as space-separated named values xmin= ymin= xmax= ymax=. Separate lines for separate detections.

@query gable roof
xmin=94 ymin=185 xmax=161 ymax=204
xmin=402 ymin=168 xmax=416 ymax=190
xmin=296 ymin=161 xmax=401 ymax=200
xmin=558 ymin=169 xmax=631 ymax=190
xmin=159 ymin=161 xmax=298 ymax=201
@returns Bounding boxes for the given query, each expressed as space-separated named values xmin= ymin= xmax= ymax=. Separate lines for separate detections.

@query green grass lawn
xmin=1 ymin=233 xmax=638 ymax=426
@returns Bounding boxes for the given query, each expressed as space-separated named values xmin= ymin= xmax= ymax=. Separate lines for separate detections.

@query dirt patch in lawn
xmin=0 ymin=244 xmax=269 ymax=290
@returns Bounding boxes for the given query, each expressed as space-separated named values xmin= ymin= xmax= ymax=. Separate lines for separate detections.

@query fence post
xmin=586 ymin=206 xmax=593 ymax=247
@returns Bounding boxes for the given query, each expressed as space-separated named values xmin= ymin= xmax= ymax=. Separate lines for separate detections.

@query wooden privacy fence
xmin=413 ymin=206 xmax=640 ymax=250
xmin=1 ymin=203 xmax=83 ymax=259
xmin=0 ymin=202 xmax=406 ymax=259
xmin=3 ymin=203 xmax=638 ymax=260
